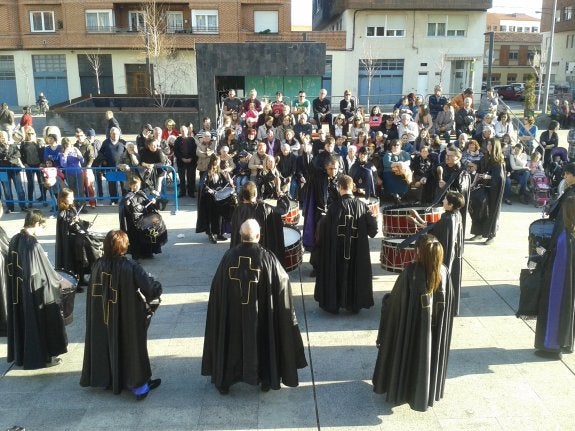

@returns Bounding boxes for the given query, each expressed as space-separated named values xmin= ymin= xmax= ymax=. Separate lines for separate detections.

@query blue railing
xmin=0 ymin=165 xmax=179 ymax=214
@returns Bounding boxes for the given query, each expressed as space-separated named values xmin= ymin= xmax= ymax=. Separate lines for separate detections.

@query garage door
xmin=32 ymin=54 xmax=69 ymax=104
xmin=358 ymin=59 xmax=404 ymax=106
xmin=0 ymin=56 xmax=18 ymax=107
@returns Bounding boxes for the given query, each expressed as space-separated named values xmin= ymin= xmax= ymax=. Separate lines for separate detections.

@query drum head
xmin=56 ymin=269 xmax=79 ymax=290
xmin=283 ymin=227 xmax=301 ymax=247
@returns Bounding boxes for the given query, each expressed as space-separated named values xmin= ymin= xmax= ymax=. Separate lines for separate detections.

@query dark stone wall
xmin=196 ymin=42 xmax=326 ymax=121
xmin=46 ymin=110 xmax=199 ymax=136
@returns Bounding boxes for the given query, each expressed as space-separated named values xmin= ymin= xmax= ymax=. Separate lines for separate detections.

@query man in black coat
xmin=99 ymin=127 xmax=126 ymax=204
xmin=314 ymin=175 xmax=377 ymax=313
xmin=7 ymin=210 xmax=68 ymax=369
xmin=202 ymin=219 xmax=307 ymax=394
xmin=173 ymin=125 xmax=198 ymax=198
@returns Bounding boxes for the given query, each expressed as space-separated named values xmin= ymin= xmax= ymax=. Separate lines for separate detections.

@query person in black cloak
xmin=230 ymin=181 xmax=285 ymax=264
xmin=119 ymin=176 xmax=166 ymax=259
xmin=80 ymin=229 xmax=162 ymax=400
xmin=7 ymin=209 xmax=68 ymax=369
xmin=534 ymin=196 xmax=575 ymax=360
xmin=295 ymin=138 xmax=315 ymax=207
xmin=55 ymin=188 xmax=97 ymax=290
xmin=349 ymin=146 xmax=378 ymax=199
xmin=314 ymin=175 xmax=378 ymax=314
xmin=433 ymin=146 xmax=471 ymax=233
xmin=546 ymin=162 xmax=575 ymax=241
xmin=302 ymin=156 xmax=341 ymax=254
xmin=372 ymin=234 xmax=453 ymax=412
xmin=468 ymin=139 xmax=506 ymax=245
xmin=196 ymin=155 xmax=236 ymax=244
xmin=202 ymin=219 xmax=308 ymax=394
xmin=0 ymin=204 xmax=10 ymax=336
xmin=408 ymin=191 xmax=465 ymax=316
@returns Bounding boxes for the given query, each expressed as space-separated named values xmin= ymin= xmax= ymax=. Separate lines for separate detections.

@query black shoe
xmin=534 ymin=350 xmax=562 ymax=360
xmin=148 ymin=378 xmax=161 ymax=391
xmin=159 ymin=199 xmax=168 ymax=211
xmin=75 ymin=285 xmax=85 ymax=293
xmin=188 ymin=193 xmax=196 ymax=198
xmin=261 ymin=383 xmax=270 ymax=392
xmin=178 ymin=193 xmax=186 ymax=198
xmin=504 ymin=198 xmax=512 ymax=205
xmin=217 ymin=386 xmax=230 ymax=395
xmin=208 ymin=234 xmax=217 ymax=244
xmin=216 ymin=234 xmax=227 ymax=241
xmin=135 ymin=392 xmax=148 ymax=401
xmin=46 ymin=357 xmax=62 ymax=368
xmin=5 ymin=209 xmax=12 ymax=214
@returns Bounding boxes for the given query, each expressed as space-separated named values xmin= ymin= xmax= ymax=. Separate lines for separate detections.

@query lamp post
xmin=485 ymin=31 xmax=494 ymax=89
xmin=542 ymin=0 xmax=557 ymax=115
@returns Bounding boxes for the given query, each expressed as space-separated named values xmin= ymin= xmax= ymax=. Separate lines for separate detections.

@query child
xmin=529 ymin=151 xmax=544 ymax=175
xmin=233 ymin=150 xmax=251 ymax=194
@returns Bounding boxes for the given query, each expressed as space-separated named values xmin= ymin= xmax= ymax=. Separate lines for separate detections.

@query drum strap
xmin=397 ymin=223 xmax=434 ymax=249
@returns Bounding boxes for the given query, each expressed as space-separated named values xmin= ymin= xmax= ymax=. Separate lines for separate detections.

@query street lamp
xmin=542 ymin=0 xmax=557 ymax=115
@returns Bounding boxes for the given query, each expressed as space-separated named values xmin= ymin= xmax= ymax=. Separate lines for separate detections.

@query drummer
xmin=119 ymin=176 xmax=163 ymax=260
xmin=547 ymin=162 xmax=575 ymax=240
xmin=350 ymin=146 xmax=378 ymax=199
xmin=55 ymin=188 xmax=92 ymax=290
xmin=7 ymin=209 xmax=68 ymax=369
xmin=229 ymin=181 xmax=285 ymax=263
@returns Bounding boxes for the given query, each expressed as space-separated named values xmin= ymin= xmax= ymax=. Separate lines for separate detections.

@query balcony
xmin=85 ymin=25 xmax=218 ymax=35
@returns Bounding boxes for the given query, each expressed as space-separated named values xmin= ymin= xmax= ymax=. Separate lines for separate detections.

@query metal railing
xmin=0 ymin=165 xmax=180 ymax=214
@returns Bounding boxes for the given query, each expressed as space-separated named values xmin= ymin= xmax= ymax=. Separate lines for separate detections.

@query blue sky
xmin=291 ymin=0 xmax=543 ymax=26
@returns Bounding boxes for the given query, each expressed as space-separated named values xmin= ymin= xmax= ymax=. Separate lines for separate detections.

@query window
xmin=367 ymin=26 xmax=385 ymax=37
xmin=254 ymin=11 xmax=278 ymax=33
xmin=532 ymin=26 xmax=539 ymax=32
xmin=166 ymin=11 xmax=184 ymax=33
xmin=509 ymin=51 xmax=519 ymax=60
xmin=507 ymin=74 xmax=517 ymax=84
xmin=517 ymin=26 xmax=523 ymax=32
xmin=192 ymin=10 xmax=218 ymax=34
xmin=509 ymin=26 xmax=516 ymax=32
xmin=86 ymin=10 xmax=114 ymax=32
xmin=500 ymin=25 xmax=507 ymax=32
xmin=366 ymin=15 xmax=405 ymax=37
xmin=32 ymin=54 xmax=67 ymax=73
xmin=565 ymin=6 xmax=573 ymax=21
xmin=129 ymin=11 xmax=145 ymax=31
xmin=427 ymin=15 xmax=446 ymax=36
xmin=427 ymin=15 xmax=466 ymax=37
xmin=30 ymin=11 xmax=55 ymax=32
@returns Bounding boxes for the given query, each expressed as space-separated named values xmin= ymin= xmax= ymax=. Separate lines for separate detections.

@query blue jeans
xmin=1 ymin=169 xmax=26 ymax=210
xmin=510 ymin=169 xmax=530 ymax=195
xmin=235 ymin=175 xmax=249 ymax=194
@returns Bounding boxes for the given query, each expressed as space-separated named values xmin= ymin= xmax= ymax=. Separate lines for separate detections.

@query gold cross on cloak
xmin=147 ymin=227 xmax=159 ymax=243
xmin=337 ymin=214 xmax=358 ymax=260
xmin=6 ymin=251 xmax=23 ymax=304
xmin=228 ymin=256 xmax=260 ymax=305
xmin=91 ymin=272 xmax=117 ymax=325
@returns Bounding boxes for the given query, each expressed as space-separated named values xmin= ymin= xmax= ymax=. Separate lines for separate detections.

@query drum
xmin=214 ymin=185 xmax=236 ymax=203
xmin=360 ymin=197 xmax=379 ymax=218
xmin=382 ymin=205 xmax=444 ymax=237
xmin=85 ymin=231 xmax=105 ymax=263
xmin=528 ymin=219 xmax=554 ymax=258
xmin=380 ymin=238 xmax=417 ymax=273
xmin=137 ymin=212 xmax=168 ymax=245
xmin=283 ymin=226 xmax=302 ymax=272
xmin=56 ymin=269 xmax=79 ymax=326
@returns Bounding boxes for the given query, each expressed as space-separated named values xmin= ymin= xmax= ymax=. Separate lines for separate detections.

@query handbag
xmin=516 ymin=267 xmax=544 ymax=317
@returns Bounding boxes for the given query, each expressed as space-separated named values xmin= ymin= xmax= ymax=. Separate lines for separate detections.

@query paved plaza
xmin=1 ymin=190 xmax=575 ymax=431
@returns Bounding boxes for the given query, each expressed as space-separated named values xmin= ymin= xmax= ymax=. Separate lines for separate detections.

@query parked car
xmin=495 ymin=85 xmax=524 ymax=101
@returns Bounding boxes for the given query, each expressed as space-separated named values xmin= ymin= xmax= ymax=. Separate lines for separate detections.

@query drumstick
xmin=91 ymin=214 xmax=99 ymax=226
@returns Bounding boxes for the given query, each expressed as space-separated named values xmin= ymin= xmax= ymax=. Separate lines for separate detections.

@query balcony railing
xmin=86 ymin=25 xmax=218 ymax=34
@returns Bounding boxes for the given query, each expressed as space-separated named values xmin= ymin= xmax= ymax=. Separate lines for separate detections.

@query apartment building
xmin=541 ymin=0 xmax=575 ymax=89
xmin=483 ymin=13 xmax=542 ymax=87
xmin=0 ymin=0 xmax=345 ymax=120
xmin=312 ymin=0 xmax=493 ymax=106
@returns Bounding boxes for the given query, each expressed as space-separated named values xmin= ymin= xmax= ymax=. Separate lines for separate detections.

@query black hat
xmin=239 ymin=150 xmax=249 ymax=158
xmin=144 ymin=124 xmax=153 ymax=131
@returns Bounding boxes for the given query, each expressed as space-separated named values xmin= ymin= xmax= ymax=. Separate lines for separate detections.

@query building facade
xmin=312 ymin=0 xmax=493 ymax=106
xmin=541 ymin=0 xmax=575 ymax=90
xmin=0 ymin=0 xmax=345 ymax=121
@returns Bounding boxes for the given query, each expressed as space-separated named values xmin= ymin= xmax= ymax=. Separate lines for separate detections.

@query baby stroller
xmin=529 ymin=171 xmax=551 ymax=207
xmin=547 ymin=147 xmax=568 ymax=196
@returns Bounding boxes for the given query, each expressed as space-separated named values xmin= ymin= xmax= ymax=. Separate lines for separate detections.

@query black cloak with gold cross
xmin=314 ymin=194 xmax=378 ymax=314
xmin=6 ymin=230 xmax=68 ymax=369
xmin=202 ymin=242 xmax=307 ymax=392
xmin=80 ymin=256 xmax=162 ymax=394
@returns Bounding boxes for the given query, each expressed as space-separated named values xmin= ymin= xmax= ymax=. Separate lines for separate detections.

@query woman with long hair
xmin=468 ymin=139 xmax=506 ymax=244
xmin=196 ymin=155 xmax=235 ymax=244
xmin=373 ymin=234 xmax=453 ymax=411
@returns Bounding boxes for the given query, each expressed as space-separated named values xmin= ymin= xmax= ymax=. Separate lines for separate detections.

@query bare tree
xmin=85 ymin=49 xmax=103 ymax=95
xmin=434 ymin=50 xmax=450 ymax=87
xmin=359 ymin=41 xmax=380 ymax=113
